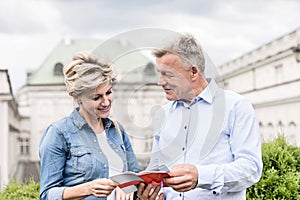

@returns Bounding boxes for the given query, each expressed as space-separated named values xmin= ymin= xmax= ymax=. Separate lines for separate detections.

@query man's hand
xmin=163 ymin=164 xmax=198 ymax=192
xmin=115 ymin=186 xmax=134 ymax=200
xmin=136 ymin=183 xmax=164 ymax=200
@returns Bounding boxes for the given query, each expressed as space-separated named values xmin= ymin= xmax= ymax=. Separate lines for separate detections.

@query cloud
xmin=0 ymin=0 xmax=300 ymax=92
xmin=0 ymin=0 xmax=63 ymax=35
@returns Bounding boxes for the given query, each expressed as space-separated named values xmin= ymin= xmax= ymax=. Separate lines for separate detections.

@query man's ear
xmin=190 ymin=66 xmax=199 ymax=80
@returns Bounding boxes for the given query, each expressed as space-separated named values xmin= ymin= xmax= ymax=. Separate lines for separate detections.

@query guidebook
xmin=110 ymin=165 xmax=171 ymax=193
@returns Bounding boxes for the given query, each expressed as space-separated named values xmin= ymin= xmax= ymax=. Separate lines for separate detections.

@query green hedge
xmin=247 ymin=136 xmax=300 ymax=199
xmin=0 ymin=179 xmax=39 ymax=200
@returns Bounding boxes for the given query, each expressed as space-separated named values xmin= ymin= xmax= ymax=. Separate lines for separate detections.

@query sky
xmin=1 ymin=0 xmax=300 ymax=93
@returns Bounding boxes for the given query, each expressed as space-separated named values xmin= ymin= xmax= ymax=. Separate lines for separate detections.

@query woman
xmin=39 ymin=51 xmax=140 ymax=200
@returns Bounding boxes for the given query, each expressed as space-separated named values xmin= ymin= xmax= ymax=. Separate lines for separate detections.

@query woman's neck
xmin=79 ymin=110 xmax=104 ymax=134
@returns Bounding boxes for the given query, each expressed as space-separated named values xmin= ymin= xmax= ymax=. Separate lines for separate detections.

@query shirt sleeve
xmin=196 ymin=99 xmax=263 ymax=194
xmin=39 ymin=125 xmax=68 ymax=200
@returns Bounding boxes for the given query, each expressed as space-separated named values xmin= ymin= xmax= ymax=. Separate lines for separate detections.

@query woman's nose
xmin=100 ymin=96 xmax=110 ymax=106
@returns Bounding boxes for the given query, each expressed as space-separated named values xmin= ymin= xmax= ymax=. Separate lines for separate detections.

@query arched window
xmin=54 ymin=62 xmax=64 ymax=76
xmin=278 ymin=121 xmax=284 ymax=127
xmin=267 ymin=122 xmax=273 ymax=127
xmin=144 ymin=62 xmax=156 ymax=76
xmin=289 ymin=121 xmax=296 ymax=127
xmin=259 ymin=121 xmax=264 ymax=127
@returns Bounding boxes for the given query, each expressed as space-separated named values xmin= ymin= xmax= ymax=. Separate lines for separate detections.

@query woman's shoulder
xmin=48 ymin=110 xmax=77 ymax=134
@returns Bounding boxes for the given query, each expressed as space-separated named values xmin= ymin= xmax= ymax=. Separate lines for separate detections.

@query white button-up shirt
xmin=149 ymin=79 xmax=263 ymax=200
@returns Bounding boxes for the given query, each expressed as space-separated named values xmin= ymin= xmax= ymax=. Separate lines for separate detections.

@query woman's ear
xmin=73 ymin=96 xmax=82 ymax=105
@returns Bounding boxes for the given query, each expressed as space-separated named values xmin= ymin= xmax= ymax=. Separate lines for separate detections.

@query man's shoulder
xmin=223 ymin=89 xmax=246 ymax=102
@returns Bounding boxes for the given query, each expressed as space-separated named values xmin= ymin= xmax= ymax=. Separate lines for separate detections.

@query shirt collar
xmin=170 ymin=78 xmax=219 ymax=111
xmin=70 ymin=108 xmax=114 ymax=130
xmin=71 ymin=108 xmax=87 ymax=129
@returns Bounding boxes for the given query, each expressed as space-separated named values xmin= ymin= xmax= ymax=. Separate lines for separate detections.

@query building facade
xmin=219 ymin=27 xmax=300 ymax=146
xmin=0 ymin=69 xmax=21 ymax=191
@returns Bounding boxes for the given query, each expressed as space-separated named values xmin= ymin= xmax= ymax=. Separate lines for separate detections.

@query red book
xmin=110 ymin=166 xmax=171 ymax=193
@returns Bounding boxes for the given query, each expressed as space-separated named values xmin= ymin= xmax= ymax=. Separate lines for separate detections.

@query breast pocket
xmin=70 ymin=146 xmax=93 ymax=173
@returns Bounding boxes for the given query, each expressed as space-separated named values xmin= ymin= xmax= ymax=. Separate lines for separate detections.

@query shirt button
xmin=94 ymin=140 xmax=97 ymax=143
xmin=182 ymin=147 xmax=185 ymax=151
xmin=78 ymin=151 xmax=81 ymax=154
xmin=104 ymin=164 xmax=107 ymax=168
xmin=179 ymin=193 xmax=182 ymax=197
xmin=184 ymin=125 xmax=187 ymax=129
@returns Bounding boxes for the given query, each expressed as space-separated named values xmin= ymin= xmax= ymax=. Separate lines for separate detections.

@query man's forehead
xmin=156 ymin=53 xmax=182 ymax=68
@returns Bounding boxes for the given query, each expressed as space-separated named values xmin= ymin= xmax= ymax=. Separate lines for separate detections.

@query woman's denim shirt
xmin=39 ymin=108 xmax=140 ymax=200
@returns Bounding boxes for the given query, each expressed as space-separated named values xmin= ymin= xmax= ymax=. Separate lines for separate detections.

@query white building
xmin=0 ymin=69 xmax=22 ymax=191
xmin=219 ymin=27 xmax=300 ymax=146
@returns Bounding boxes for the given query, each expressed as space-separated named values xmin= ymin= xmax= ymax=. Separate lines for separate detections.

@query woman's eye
xmin=92 ymin=95 xmax=101 ymax=101
xmin=106 ymin=90 xmax=112 ymax=95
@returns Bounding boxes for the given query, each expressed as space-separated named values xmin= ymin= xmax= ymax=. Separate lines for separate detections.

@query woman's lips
xmin=98 ymin=104 xmax=111 ymax=112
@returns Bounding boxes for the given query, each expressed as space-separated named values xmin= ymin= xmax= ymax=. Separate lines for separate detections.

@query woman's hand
xmin=115 ymin=187 xmax=134 ymax=200
xmin=89 ymin=178 xmax=118 ymax=198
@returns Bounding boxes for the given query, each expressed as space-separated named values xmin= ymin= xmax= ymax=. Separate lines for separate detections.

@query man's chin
xmin=165 ymin=94 xmax=176 ymax=101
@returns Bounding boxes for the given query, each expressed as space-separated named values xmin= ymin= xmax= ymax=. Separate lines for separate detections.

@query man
xmin=142 ymin=34 xmax=262 ymax=199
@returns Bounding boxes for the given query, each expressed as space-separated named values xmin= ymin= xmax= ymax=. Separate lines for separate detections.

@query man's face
xmin=156 ymin=54 xmax=193 ymax=103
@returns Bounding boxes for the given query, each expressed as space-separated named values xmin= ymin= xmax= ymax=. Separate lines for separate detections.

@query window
xmin=274 ymin=64 xmax=283 ymax=84
xmin=278 ymin=121 xmax=284 ymax=127
xmin=54 ymin=62 xmax=64 ymax=76
xmin=289 ymin=121 xmax=296 ymax=127
xmin=18 ymin=137 xmax=30 ymax=155
xmin=144 ymin=62 xmax=156 ymax=76
xmin=259 ymin=121 xmax=264 ymax=127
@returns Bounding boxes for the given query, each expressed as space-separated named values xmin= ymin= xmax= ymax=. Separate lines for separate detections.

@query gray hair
xmin=63 ymin=51 xmax=116 ymax=97
xmin=152 ymin=34 xmax=205 ymax=74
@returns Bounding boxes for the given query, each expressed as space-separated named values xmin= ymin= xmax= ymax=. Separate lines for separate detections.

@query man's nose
xmin=157 ymin=75 xmax=167 ymax=86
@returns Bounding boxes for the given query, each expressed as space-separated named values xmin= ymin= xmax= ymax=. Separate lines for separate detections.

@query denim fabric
xmin=39 ymin=108 xmax=140 ymax=200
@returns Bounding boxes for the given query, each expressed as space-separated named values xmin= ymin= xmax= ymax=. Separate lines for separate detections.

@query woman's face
xmin=78 ymin=82 xmax=113 ymax=121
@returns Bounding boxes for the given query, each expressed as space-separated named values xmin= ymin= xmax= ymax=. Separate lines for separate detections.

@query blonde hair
xmin=63 ymin=51 xmax=116 ymax=96
xmin=152 ymin=34 xmax=205 ymax=74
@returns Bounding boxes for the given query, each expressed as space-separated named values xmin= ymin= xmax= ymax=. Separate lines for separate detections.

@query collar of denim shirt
xmin=70 ymin=108 xmax=114 ymax=130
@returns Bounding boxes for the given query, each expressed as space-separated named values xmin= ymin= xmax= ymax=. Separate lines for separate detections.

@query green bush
xmin=247 ymin=136 xmax=300 ymax=199
xmin=0 ymin=179 xmax=39 ymax=200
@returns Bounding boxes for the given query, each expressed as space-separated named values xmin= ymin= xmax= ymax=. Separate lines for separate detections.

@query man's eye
xmin=162 ymin=72 xmax=173 ymax=78
xmin=164 ymin=73 xmax=173 ymax=78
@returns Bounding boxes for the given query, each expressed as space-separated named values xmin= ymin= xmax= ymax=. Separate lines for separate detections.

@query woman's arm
xmin=63 ymin=178 xmax=117 ymax=199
